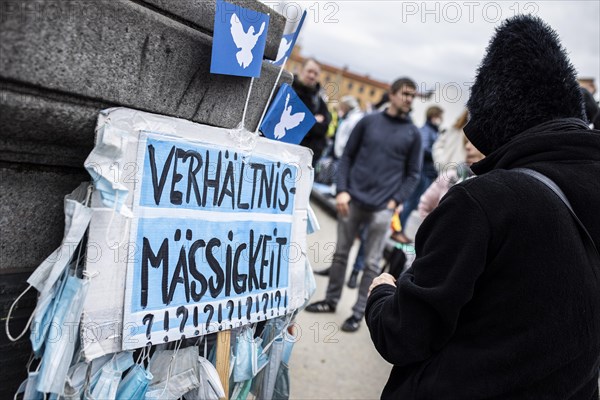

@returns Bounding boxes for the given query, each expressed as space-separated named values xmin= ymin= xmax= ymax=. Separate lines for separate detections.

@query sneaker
xmin=347 ymin=271 xmax=359 ymax=289
xmin=305 ymin=300 xmax=336 ymax=313
xmin=314 ymin=267 xmax=331 ymax=276
xmin=341 ymin=316 xmax=361 ymax=332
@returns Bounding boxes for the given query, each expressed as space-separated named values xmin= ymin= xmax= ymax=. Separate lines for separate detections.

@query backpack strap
xmin=513 ymin=168 xmax=599 ymax=259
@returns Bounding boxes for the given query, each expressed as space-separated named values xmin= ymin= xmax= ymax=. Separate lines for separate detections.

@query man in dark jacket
xmin=305 ymin=77 xmax=422 ymax=333
xmin=366 ymin=15 xmax=600 ymax=399
xmin=293 ymin=58 xmax=331 ymax=166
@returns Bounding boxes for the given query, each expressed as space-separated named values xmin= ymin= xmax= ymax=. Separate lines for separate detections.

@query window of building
xmin=359 ymin=85 xmax=364 ymax=93
xmin=347 ymin=82 xmax=353 ymax=90
xmin=370 ymin=89 xmax=376 ymax=96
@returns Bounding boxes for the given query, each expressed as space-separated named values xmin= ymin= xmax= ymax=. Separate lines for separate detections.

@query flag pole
xmin=241 ymin=77 xmax=255 ymax=131
xmin=255 ymin=56 xmax=288 ymax=134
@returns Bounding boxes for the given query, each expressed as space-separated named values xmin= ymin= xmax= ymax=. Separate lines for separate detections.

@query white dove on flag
xmin=274 ymin=94 xmax=305 ymax=139
xmin=230 ymin=13 xmax=266 ymax=68
xmin=275 ymin=36 xmax=291 ymax=64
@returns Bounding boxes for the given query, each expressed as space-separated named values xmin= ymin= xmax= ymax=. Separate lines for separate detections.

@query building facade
xmin=286 ymin=46 xmax=390 ymax=110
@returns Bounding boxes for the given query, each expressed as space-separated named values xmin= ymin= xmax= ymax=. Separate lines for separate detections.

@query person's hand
xmin=387 ymin=199 xmax=398 ymax=210
xmin=369 ymin=273 xmax=397 ymax=296
xmin=336 ymin=192 xmax=351 ymax=217
xmin=315 ymin=114 xmax=325 ymax=123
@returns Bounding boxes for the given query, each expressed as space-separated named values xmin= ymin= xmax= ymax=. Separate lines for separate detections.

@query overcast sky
xmin=265 ymin=1 xmax=600 ymax=124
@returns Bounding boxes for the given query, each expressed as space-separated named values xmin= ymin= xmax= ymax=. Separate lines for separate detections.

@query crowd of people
xmin=295 ymin=14 xmax=600 ymax=398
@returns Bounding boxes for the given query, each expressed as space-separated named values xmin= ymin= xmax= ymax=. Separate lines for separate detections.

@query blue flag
xmin=211 ymin=0 xmax=270 ymax=77
xmin=260 ymin=83 xmax=316 ymax=145
xmin=272 ymin=10 xmax=307 ymax=66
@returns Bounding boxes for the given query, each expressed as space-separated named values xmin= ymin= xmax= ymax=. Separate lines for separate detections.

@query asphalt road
xmin=289 ymin=201 xmax=392 ymax=399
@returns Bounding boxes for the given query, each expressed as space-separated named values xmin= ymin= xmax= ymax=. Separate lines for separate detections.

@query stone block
xmin=0 ymin=165 xmax=89 ymax=271
xmin=0 ymin=86 xmax=104 ymax=167
xmin=140 ymin=0 xmax=286 ymax=60
xmin=0 ymin=0 xmax=293 ymax=134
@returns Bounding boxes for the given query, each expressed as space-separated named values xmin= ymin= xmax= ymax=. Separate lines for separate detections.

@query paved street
xmin=289 ymin=201 xmax=392 ymax=399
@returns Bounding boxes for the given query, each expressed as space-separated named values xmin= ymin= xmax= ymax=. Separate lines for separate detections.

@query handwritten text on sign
xmin=123 ymin=135 xmax=298 ymax=348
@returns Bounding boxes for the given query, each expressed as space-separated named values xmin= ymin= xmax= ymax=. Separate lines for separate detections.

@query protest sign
xmin=81 ymin=108 xmax=313 ymax=358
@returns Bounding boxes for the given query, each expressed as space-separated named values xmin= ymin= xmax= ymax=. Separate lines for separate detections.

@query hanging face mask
xmin=63 ymin=353 xmax=113 ymax=400
xmin=87 ymin=351 xmax=134 ymax=400
xmin=231 ymin=379 xmax=252 ymax=400
xmin=146 ymin=368 xmax=199 ymax=400
xmin=251 ymin=314 xmax=294 ymax=398
xmin=256 ymin=337 xmax=285 ymax=400
xmin=272 ymin=334 xmax=295 ymax=400
xmin=184 ymin=356 xmax=226 ymax=400
xmin=4 ymin=184 xmax=93 ymax=354
xmin=13 ymin=359 xmax=44 ymax=400
xmin=115 ymin=363 xmax=153 ymax=399
xmin=84 ymin=124 xmax=131 ymax=216
xmin=272 ymin=360 xmax=290 ymax=400
xmin=147 ymin=345 xmax=201 ymax=399
xmin=36 ymin=274 xmax=91 ymax=395
xmin=233 ymin=326 xmax=269 ymax=383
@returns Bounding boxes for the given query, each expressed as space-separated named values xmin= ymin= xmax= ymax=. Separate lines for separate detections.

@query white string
xmin=159 ymin=339 xmax=183 ymax=398
xmin=261 ymin=313 xmax=294 ymax=354
xmin=255 ymin=57 xmax=288 ymax=134
xmin=240 ymin=77 xmax=255 ymax=130
xmin=5 ymin=285 xmax=35 ymax=342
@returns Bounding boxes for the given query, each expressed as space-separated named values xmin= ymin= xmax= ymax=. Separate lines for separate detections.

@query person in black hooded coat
xmin=366 ymin=15 xmax=600 ymax=399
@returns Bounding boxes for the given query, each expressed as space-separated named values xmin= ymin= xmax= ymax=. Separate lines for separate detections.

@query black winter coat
xmin=292 ymin=76 xmax=331 ymax=163
xmin=366 ymin=119 xmax=600 ymax=399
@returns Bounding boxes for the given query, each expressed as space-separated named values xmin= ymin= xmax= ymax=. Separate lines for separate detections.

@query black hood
xmin=466 ymin=15 xmax=586 ymax=155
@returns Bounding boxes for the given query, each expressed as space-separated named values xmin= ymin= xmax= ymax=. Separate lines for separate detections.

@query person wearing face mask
xmin=366 ymin=15 xmax=600 ymax=398
xmin=396 ymin=106 xmax=444 ymax=243
xmin=293 ymin=58 xmax=332 ymax=167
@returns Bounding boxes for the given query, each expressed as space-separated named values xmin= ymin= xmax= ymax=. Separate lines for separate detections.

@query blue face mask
xmin=7 ymin=185 xmax=93 ymax=356
xmin=115 ymin=364 xmax=153 ymax=399
xmin=88 ymin=351 xmax=134 ymax=400
xmin=255 ymin=337 xmax=284 ymax=400
xmin=35 ymin=275 xmax=91 ymax=395
xmin=14 ymin=369 xmax=44 ymax=400
xmin=233 ymin=326 xmax=269 ymax=383
xmin=84 ymin=124 xmax=131 ymax=215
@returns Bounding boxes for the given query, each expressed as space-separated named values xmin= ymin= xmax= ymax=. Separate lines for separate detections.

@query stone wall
xmin=0 ymin=0 xmax=291 ymax=395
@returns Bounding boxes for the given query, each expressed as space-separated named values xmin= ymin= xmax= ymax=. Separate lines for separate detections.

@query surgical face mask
xmin=84 ymin=124 xmax=131 ymax=215
xmin=272 ymin=361 xmax=290 ymax=400
xmin=35 ymin=275 xmax=91 ymax=395
xmin=88 ymin=352 xmax=134 ymax=400
xmin=4 ymin=184 xmax=93 ymax=354
xmin=184 ymin=357 xmax=225 ymax=400
xmin=14 ymin=368 xmax=44 ymax=400
xmin=115 ymin=364 xmax=153 ymax=399
xmin=146 ymin=368 xmax=199 ymax=399
xmin=256 ymin=337 xmax=284 ymax=400
xmin=233 ymin=326 xmax=269 ymax=383
xmin=147 ymin=345 xmax=201 ymax=399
